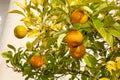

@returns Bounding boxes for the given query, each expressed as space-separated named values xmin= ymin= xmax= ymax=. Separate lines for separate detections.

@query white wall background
xmin=0 ymin=0 xmax=28 ymax=80
xmin=0 ymin=0 xmax=10 ymax=40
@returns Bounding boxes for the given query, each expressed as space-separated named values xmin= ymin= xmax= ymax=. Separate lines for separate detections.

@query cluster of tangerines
xmin=13 ymin=9 xmax=88 ymax=68
xmin=66 ymin=9 xmax=88 ymax=59
xmin=66 ymin=30 xmax=86 ymax=59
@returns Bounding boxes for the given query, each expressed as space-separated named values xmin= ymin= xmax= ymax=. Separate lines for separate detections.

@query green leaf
xmin=81 ymin=6 xmax=93 ymax=14
xmin=84 ymin=53 xmax=97 ymax=68
xmin=73 ymin=24 xmax=80 ymax=30
xmin=106 ymin=32 xmax=113 ymax=48
xmin=57 ymin=33 xmax=66 ymax=48
xmin=23 ymin=66 xmax=32 ymax=75
xmin=104 ymin=15 xmax=115 ymax=26
xmin=93 ymin=3 xmax=108 ymax=16
xmin=92 ymin=18 xmax=113 ymax=47
xmin=113 ymin=22 xmax=120 ymax=31
xmin=1 ymin=51 xmax=13 ymax=58
xmin=7 ymin=44 xmax=16 ymax=52
xmin=9 ymin=10 xmax=25 ymax=16
xmin=11 ymin=52 xmax=22 ymax=68
xmin=108 ymin=29 xmax=120 ymax=39
xmin=26 ymin=41 xmax=32 ymax=51
xmin=100 ymin=5 xmax=120 ymax=13
xmin=64 ymin=15 xmax=71 ymax=24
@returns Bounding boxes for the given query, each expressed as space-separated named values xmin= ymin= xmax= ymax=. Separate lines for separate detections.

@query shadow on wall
xmin=0 ymin=0 xmax=10 ymax=40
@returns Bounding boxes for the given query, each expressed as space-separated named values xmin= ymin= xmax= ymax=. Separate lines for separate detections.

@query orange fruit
xmin=70 ymin=44 xmax=86 ymax=59
xmin=14 ymin=25 xmax=27 ymax=39
xmin=66 ymin=30 xmax=83 ymax=47
xmin=30 ymin=55 xmax=44 ymax=68
xmin=70 ymin=10 xmax=88 ymax=24
xmin=79 ymin=14 xmax=88 ymax=24
xmin=99 ymin=78 xmax=110 ymax=80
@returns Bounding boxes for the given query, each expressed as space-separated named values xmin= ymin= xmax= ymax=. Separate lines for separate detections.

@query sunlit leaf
xmin=50 ymin=23 xmax=62 ymax=31
xmin=106 ymin=32 xmax=113 ymax=48
xmin=108 ymin=29 xmax=120 ymax=39
xmin=15 ymin=1 xmax=25 ymax=10
xmin=27 ymin=29 xmax=40 ymax=38
xmin=24 ymin=22 xmax=33 ymax=27
xmin=26 ymin=41 xmax=32 ymax=51
xmin=31 ymin=0 xmax=44 ymax=5
xmin=93 ymin=3 xmax=108 ymax=16
xmin=23 ymin=0 xmax=27 ymax=7
xmin=9 ymin=10 xmax=25 ymax=16
xmin=57 ymin=33 xmax=66 ymax=48
xmin=37 ymin=0 xmax=44 ymax=5
xmin=113 ymin=22 xmax=120 ymax=31
xmin=64 ymin=15 xmax=71 ymax=24
xmin=106 ymin=61 xmax=117 ymax=75
xmin=21 ymin=17 xmax=31 ymax=22
xmin=82 ymin=6 xmax=93 ymax=14
xmin=84 ymin=53 xmax=97 ymax=68
xmin=68 ymin=0 xmax=82 ymax=6
xmin=92 ymin=18 xmax=113 ymax=47
xmin=116 ymin=57 xmax=120 ymax=69
xmin=1 ymin=51 xmax=13 ymax=58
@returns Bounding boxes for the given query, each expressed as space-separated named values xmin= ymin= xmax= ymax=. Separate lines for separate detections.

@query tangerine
xmin=14 ymin=25 xmax=27 ymax=39
xmin=80 ymin=14 xmax=88 ymax=24
xmin=70 ymin=10 xmax=88 ymax=24
xmin=66 ymin=30 xmax=83 ymax=47
xmin=99 ymin=78 xmax=110 ymax=80
xmin=70 ymin=44 xmax=86 ymax=59
xmin=30 ymin=55 xmax=44 ymax=68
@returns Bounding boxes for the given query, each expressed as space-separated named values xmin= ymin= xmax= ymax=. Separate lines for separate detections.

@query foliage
xmin=1 ymin=0 xmax=120 ymax=80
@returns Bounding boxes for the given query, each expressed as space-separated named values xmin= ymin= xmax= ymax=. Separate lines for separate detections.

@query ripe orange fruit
xmin=70 ymin=10 xmax=88 ymax=24
xmin=66 ymin=30 xmax=83 ymax=47
xmin=30 ymin=55 xmax=44 ymax=68
xmin=14 ymin=25 xmax=27 ymax=39
xmin=99 ymin=78 xmax=110 ymax=80
xmin=79 ymin=14 xmax=88 ymax=24
xmin=70 ymin=44 xmax=86 ymax=59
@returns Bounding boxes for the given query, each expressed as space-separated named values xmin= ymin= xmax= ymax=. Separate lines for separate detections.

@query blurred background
xmin=0 ymin=0 xmax=25 ymax=80
xmin=0 ymin=0 xmax=10 ymax=40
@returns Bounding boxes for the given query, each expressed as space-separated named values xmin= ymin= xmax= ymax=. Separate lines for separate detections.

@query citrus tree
xmin=2 ymin=0 xmax=120 ymax=80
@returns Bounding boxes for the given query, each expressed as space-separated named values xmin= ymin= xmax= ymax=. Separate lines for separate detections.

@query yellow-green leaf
xmin=1 ymin=51 xmax=13 ymax=58
xmin=92 ymin=18 xmax=113 ymax=47
xmin=15 ymin=1 xmax=25 ymax=10
xmin=84 ymin=53 xmax=97 ymax=68
xmin=27 ymin=29 xmax=40 ymax=38
xmin=116 ymin=57 xmax=120 ymax=69
xmin=31 ymin=0 xmax=44 ymax=5
xmin=108 ymin=29 xmax=120 ymax=39
xmin=26 ymin=41 xmax=32 ymax=51
xmin=9 ymin=10 xmax=25 ymax=16
xmin=106 ymin=61 xmax=117 ymax=75
xmin=57 ymin=33 xmax=66 ymax=48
